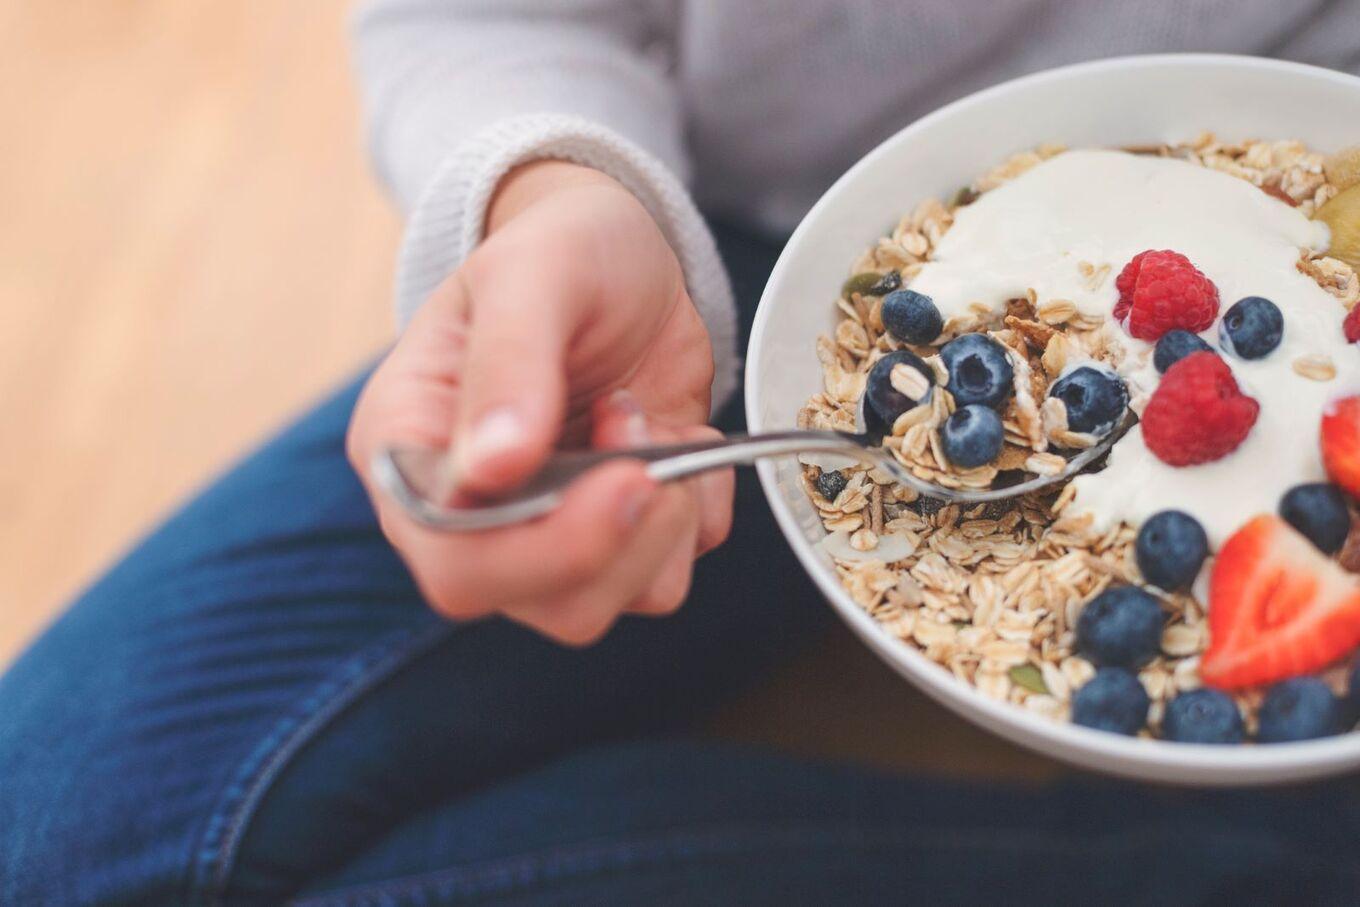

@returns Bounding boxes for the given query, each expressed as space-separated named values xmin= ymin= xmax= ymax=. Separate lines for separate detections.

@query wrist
xmin=486 ymin=160 xmax=621 ymax=235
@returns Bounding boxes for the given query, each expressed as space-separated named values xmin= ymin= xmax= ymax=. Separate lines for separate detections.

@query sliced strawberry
xmin=1201 ymin=515 xmax=1360 ymax=689
xmin=1321 ymin=395 xmax=1360 ymax=497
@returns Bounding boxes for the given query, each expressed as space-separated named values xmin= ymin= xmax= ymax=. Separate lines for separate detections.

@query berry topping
xmin=1218 ymin=295 xmax=1284 ymax=360
xmin=1141 ymin=352 xmax=1259 ymax=466
xmin=1113 ymin=250 xmax=1220 ymax=341
xmin=1047 ymin=365 xmax=1128 ymax=436
xmin=940 ymin=404 xmax=1003 ymax=468
xmin=1321 ymin=395 xmax=1360 ymax=498
xmin=864 ymin=350 xmax=934 ymax=424
xmin=1256 ymin=677 xmax=1342 ymax=743
xmin=1161 ymin=689 xmax=1246 ymax=744
xmin=1343 ymin=305 xmax=1360 ymax=344
xmin=1076 ymin=586 xmax=1165 ymax=668
xmin=1072 ymin=668 xmax=1149 ymax=736
xmin=1279 ymin=483 xmax=1351 ymax=554
xmin=814 ymin=469 xmax=848 ymax=503
xmin=1201 ymin=515 xmax=1360 ymax=690
xmin=881 ymin=289 xmax=943 ymax=345
xmin=1315 ymin=184 xmax=1360 ymax=271
xmin=1152 ymin=329 xmax=1214 ymax=374
xmin=1135 ymin=510 xmax=1209 ymax=590
xmin=939 ymin=333 xmax=1014 ymax=409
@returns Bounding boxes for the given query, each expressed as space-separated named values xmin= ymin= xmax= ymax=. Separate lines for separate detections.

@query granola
xmin=802 ymin=135 xmax=1360 ymax=740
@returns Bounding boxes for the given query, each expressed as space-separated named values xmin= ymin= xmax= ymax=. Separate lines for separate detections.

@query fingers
xmin=500 ymin=484 xmax=697 ymax=644
xmin=388 ymin=459 xmax=661 ymax=619
xmin=447 ymin=244 xmax=579 ymax=496
xmin=590 ymin=393 xmax=733 ymax=619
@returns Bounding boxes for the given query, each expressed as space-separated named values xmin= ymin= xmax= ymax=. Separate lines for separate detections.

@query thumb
xmin=448 ymin=258 xmax=572 ymax=495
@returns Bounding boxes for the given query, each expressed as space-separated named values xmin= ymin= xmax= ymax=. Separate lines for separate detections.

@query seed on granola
xmin=1008 ymin=662 xmax=1049 ymax=694
xmin=842 ymin=270 xmax=903 ymax=299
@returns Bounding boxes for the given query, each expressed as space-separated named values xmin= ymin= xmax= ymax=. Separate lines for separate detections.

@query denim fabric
xmin=3 ymin=223 xmax=1360 ymax=906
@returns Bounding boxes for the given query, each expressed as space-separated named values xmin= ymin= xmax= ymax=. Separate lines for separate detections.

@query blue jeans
xmin=4 ymin=225 xmax=1360 ymax=906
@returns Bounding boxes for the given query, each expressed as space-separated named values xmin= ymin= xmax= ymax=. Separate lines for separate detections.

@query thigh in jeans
xmin=0 ymin=221 xmax=830 ymax=904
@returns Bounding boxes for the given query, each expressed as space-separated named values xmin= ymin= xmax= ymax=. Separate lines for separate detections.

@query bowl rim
xmin=745 ymin=52 xmax=1360 ymax=783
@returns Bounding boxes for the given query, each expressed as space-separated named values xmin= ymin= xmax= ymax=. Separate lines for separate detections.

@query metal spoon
xmin=373 ymin=399 xmax=1132 ymax=532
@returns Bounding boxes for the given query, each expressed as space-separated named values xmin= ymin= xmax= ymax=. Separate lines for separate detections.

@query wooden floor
xmin=0 ymin=1 xmax=1053 ymax=780
xmin=0 ymin=2 xmax=398 ymax=664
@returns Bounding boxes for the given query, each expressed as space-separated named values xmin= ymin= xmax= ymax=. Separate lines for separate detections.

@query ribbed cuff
xmin=393 ymin=113 xmax=738 ymax=415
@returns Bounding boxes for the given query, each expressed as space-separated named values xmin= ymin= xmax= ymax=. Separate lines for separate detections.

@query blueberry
xmin=1161 ymin=689 xmax=1245 ymax=744
xmin=1279 ymin=483 xmax=1351 ymax=555
xmin=1153 ymin=329 xmax=1214 ymax=373
xmin=815 ymin=469 xmax=848 ymax=503
xmin=864 ymin=350 xmax=934 ymax=424
xmin=1219 ymin=295 xmax=1283 ymax=360
xmin=1047 ymin=366 xmax=1129 ymax=436
xmin=1257 ymin=677 xmax=1341 ymax=743
xmin=1076 ymin=586 xmax=1165 ymax=668
xmin=940 ymin=405 xmax=1003 ymax=468
xmin=1072 ymin=668 xmax=1150 ymax=736
xmin=881 ymin=289 xmax=943 ymax=345
xmin=939 ymin=333 xmax=1014 ymax=409
xmin=1135 ymin=510 xmax=1209 ymax=590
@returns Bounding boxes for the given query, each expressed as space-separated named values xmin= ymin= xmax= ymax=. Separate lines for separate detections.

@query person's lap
xmin=3 ymin=224 xmax=1360 ymax=906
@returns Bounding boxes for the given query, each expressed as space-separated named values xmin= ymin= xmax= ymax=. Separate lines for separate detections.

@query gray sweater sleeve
xmin=350 ymin=0 xmax=738 ymax=411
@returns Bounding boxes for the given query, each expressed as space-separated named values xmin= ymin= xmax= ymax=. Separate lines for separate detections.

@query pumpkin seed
xmin=842 ymin=270 xmax=902 ymax=299
xmin=1008 ymin=662 xmax=1049 ymax=695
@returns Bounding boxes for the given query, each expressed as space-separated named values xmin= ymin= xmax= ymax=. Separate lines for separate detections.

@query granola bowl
xmin=746 ymin=54 xmax=1360 ymax=785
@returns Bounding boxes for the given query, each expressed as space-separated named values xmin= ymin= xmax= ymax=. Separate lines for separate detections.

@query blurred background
xmin=0 ymin=1 xmax=1055 ymax=780
xmin=0 ymin=2 xmax=398 ymax=665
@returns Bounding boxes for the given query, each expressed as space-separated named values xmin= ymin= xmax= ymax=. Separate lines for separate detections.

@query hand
xmin=347 ymin=162 xmax=734 ymax=644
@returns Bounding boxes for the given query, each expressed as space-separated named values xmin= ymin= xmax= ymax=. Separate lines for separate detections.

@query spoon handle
xmin=373 ymin=431 xmax=875 ymax=531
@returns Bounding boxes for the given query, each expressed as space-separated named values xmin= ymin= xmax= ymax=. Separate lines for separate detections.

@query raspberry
xmin=1344 ymin=304 xmax=1360 ymax=343
xmin=1142 ymin=352 xmax=1259 ymax=466
xmin=1113 ymin=250 xmax=1220 ymax=341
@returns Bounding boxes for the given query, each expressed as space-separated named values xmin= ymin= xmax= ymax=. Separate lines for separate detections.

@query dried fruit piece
xmin=1315 ymin=184 xmax=1360 ymax=271
xmin=1201 ymin=515 xmax=1360 ymax=689
xmin=1261 ymin=184 xmax=1298 ymax=206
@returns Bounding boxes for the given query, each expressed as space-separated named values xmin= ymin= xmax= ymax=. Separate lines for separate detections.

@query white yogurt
xmin=909 ymin=149 xmax=1356 ymax=546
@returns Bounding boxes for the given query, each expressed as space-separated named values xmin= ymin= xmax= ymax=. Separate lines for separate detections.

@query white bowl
xmin=746 ymin=54 xmax=1360 ymax=785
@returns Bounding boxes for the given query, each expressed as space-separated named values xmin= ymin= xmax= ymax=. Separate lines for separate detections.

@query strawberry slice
xmin=1321 ymin=395 xmax=1360 ymax=497
xmin=1202 ymin=515 xmax=1360 ymax=689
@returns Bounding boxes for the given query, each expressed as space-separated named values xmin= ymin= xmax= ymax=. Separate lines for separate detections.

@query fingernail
xmin=455 ymin=406 xmax=526 ymax=477
xmin=617 ymin=481 xmax=656 ymax=529
xmin=608 ymin=390 xmax=650 ymax=447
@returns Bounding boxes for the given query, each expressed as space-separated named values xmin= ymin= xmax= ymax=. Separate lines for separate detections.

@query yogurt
xmin=909 ymin=148 xmax=1357 ymax=546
